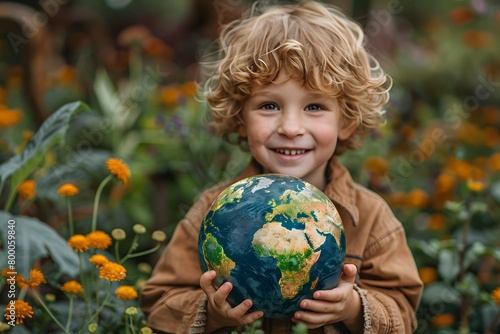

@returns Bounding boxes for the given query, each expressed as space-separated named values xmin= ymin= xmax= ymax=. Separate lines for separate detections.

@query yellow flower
xmin=106 ymin=158 xmax=130 ymax=185
xmin=99 ymin=262 xmax=126 ymax=281
xmin=125 ymin=306 xmax=138 ymax=315
xmin=141 ymin=327 xmax=153 ymax=334
xmin=0 ymin=108 xmax=22 ymax=128
xmin=18 ymin=179 xmax=36 ymax=200
xmin=86 ymin=231 xmax=112 ymax=250
xmin=89 ymin=254 xmax=109 ymax=267
xmin=61 ymin=280 xmax=83 ymax=294
xmin=57 ymin=183 xmax=80 ymax=197
xmin=418 ymin=267 xmax=437 ymax=285
xmin=3 ymin=300 xmax=34 ymax=324
xmin=492 ymin=287 xmax=500 ymax=305
xmin=68 ymin=234 xmax=90 ymax=252
xmin=115 ymin=285 xmax=138 ymax=300
xmin=467 ymin=179 xmax=485 ymax=192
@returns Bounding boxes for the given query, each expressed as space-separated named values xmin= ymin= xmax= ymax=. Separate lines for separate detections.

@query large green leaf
xmin=0 ymin=101 xmax=91 ymax=197
xmin=0 ymin=211 xmax=79 ymax=278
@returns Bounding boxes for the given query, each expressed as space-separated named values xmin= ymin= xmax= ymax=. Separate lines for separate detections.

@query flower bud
xmin=133 ymin=224 xmax=146 ymax=235
xmin=111 ymin=228 xmax=127 ymax=241
xmin=151 ymin=230 xmax=167 ymax=242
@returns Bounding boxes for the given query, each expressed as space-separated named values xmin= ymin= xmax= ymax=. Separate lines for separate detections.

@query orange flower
xmin=427 ymin=214 xmax=446 ymax=231
xmin=181 ymin=81 xmax=197 ymax=97
xmin=418 ymin=267 xmax=437 ymax=285
xmin=0 ymin=108 xmax=22 ymax=128
xmin=115 ymin=285 xmax=138 ymax=300
xmin=68 ymin=234 xmax=90 ymax=252
xmin=61 ymin=280 xmax=84 ymax=294
xmin=55 ymin=66 xmax=77 ymax=85
xmin=23 ymin=269 xmax=46 ymax=287
xmin=159 ymin=86 xmax=181 ymax=108
xmin=492 ymin=287 xmax=500 ymax=305
xmin=57 ymin=183 xmax=80 ymax=197
xmin=462 ymin=30 xmax=492 ymax=48
xmin=431 ymin=313 xmax=455 ymax=327
xmin=467 ymin=179 xmax=485 ymax=192
xmin=363 ymin=156 xmax=389 ymax=176
xmin=484 ymin=127 xmax=500 ymax=147
xmin=407 ymin=189 xmax=429 ymax=209
xmin=89 ymin=254 xmax=109 ymax=267
xmin=0 ymin=86 xmax=6 ymax=104
xmin=4 ymin=300 xmax=34 ymax=324
xmin=143 ymin=37 xmax=172 ymax=58
xmin=17 ymin=179 xmax=36 ymax=200
xmin=490 ymin=153 xmax=500 ymax=171
xmin=434 ymin=173 xmax=455 ymax=193
xmin=106 ymin=158 xmax=131 ymax=185
xmin=86 ymin=231 xmax=112 ymax=250
xmin=99 ymin=262 xmax=127 ymax=281
xmin=449 ymin=7 xmax=473 ymax=25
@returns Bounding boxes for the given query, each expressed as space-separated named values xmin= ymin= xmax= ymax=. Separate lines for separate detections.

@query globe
xmin=198 ymin=174 xmax=346 ymax=318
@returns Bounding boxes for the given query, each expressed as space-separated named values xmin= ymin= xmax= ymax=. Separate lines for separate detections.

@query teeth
xmin=276 ymin=149 xmax=306 ymax=155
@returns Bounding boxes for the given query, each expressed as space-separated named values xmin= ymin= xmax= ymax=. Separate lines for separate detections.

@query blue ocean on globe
xmin=198 ymin=174 xmax=346 ymax=318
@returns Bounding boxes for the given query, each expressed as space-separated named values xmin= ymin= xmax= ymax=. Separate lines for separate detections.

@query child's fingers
xmin=227 ymin=300 xmax=263 ymax=323
xmin=212 ymin=281 xmax=233 ymax=308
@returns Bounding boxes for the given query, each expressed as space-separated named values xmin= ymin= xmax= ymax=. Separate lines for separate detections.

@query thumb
xmin=339 ymin=264 xmax=357 ymax=285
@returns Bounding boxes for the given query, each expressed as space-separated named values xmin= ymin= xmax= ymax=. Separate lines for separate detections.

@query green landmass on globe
xmin=198 ymin=174 xmax=346 ymax=318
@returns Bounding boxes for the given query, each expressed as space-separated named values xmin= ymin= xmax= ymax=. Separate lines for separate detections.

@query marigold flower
xmin=363 ymin=156 xmax=389 ymax=176
xmin=491 ymin=287 xmax=500 ymax=305
xmin=89 ymin=254 xmax=109 ymax=267
xmin=23 ymin=269 xmax=46 ymax=287
xmin=431 ymin=313 xmax=455 ymax=327
xmin=418 ymin=267 xmax=437 ymax=285
xmin=449 ymin=6 xmax=474 ymax=25
xmin=427 ymin=214 xmax=446 ymax=231
xmin=407 ymin=189 xmax=429 ymax=209
xmin=57 ymin=183 xmax=79 ymax=197
xmin=467 ymin=179 xmax=485 ymax=192
xmin=17 ymin=179 xmax=36 ymax=200
xmin=181 ymin=81 xmax=197 ymax=97
xmin=159 ymin=86 xmax=182 ymax=108
xmin=99 ymin=262 xmax=126 ymax=281
xmin=0 ymin=108 xmax=22 ymax=128
xmin=3 ymin=300 xmax=34 ymax=324
xmin=116 ymin=286 xmax=138 ymax=301
xmin=106 ymin=158 xmax=131 ymax=185
xmin=490 ymin=153 xmax=500 ymax=171
xmin=151 ymin=230 xmax=167 ymax=242
xmin=68 ymin=234 xmax=90 ymax=252
xmin=143 ymin=37 xmax=172 ymax=58
xmin=86 ymin=231 xmax=112 ymax=250
xmin=434 ymin=173 xmax=455 ymax=193
xmin=55 ymin=66 xmax=77 ymax=85
xmin=61 ymin=280 xmax=84 ymax=294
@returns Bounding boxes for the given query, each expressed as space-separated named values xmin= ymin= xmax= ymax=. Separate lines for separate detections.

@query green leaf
xmin=463 ymin=242 xmax=487 ymax=270
xmin=438 ymin=249 xmax=459 ymax=282
xmin=0 ymin=211 xmax=79 ymax=278
xmin=0 ymin=101 xmax=91 ymax=200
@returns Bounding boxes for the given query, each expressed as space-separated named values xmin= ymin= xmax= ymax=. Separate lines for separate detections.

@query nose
xmin=276 ymin=110 xmax=305 ymax=137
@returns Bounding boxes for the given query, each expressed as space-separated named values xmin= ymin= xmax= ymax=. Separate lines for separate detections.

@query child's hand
xmin=200 ymin=270 xmax=264 ymax=332
xmin=291 ymin=264 xmax=363 ymax=331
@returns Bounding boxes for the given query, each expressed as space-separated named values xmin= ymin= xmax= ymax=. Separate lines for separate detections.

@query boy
xmin=140 ymin=1 xmax=423 ymax=333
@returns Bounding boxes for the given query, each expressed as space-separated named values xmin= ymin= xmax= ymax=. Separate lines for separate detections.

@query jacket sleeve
xmin=355 ymin=204 xmax=423 ymax=333
xmin=140 ymin=189 xmax=221 ymax=334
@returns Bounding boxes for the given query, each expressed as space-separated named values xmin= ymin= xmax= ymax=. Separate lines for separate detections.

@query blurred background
xmin=1 ymin=0 xmax=499 ymax=333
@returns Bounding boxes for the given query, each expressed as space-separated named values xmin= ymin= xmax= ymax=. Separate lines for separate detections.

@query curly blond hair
xmin=201 ymin=1 xmax=390 ymax=154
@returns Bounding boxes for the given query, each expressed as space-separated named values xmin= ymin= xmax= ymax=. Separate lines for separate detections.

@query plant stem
xmin=91 ymin=175 xmax=113 ymax=232
xmin=458 ymin=196 xmax=472 ymax=331
xmin=33 ymin=292 xmax=69 ymax=334
xmin=115 ymin=241 xmax=121 ymax=262
xmin=120 ymin=243 xmax=160 ymax=263
xmin=3 ymin=189 xmax=16 ymax=212
xmin=119 ymin=235 xmax=138 ymax=264
xmin=65 ymin=296 xmax=74 ymax=333
xmin=77 ymin=283 xmax=112 ymax=334
xmin=67 ymin=198 xmax=74 ymax=236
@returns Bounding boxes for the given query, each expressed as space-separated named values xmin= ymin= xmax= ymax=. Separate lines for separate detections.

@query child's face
xmin=240 ymin=72 xmax=357 ymax=190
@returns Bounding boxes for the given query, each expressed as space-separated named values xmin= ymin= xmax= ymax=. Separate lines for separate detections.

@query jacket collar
xmin=236 ymin=157 xmax=359 ymax=227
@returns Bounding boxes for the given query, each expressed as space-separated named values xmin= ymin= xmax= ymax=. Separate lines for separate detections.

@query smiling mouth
xmin=274 ymin=149 xmax=307 ymax=156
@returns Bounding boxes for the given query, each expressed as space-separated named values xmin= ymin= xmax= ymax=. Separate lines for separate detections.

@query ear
xmin=338 ymin=118 xmax=358 ymax=141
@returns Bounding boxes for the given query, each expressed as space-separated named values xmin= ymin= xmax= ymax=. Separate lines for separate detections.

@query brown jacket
xmin=140 ymin=158 xmax=423 ymax=333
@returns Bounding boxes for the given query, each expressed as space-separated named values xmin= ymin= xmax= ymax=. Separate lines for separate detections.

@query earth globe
xmin=198 ymin=174 xmax=345 ymax=318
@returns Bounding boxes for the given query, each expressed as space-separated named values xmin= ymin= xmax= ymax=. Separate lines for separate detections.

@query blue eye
xmin=261 ymin=103 xmax=279 ymax=110
xmin=305 ymin=104 xmax=322 ymax=111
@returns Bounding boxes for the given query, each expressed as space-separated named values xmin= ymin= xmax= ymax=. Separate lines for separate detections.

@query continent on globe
xmin=198 ymin=174 xmax=345 ymax=318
